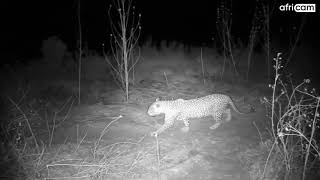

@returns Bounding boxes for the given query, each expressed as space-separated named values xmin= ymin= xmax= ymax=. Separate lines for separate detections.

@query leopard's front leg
xmin=176 ymin=115 xmax=190 ymax=132
xmin=151 ymin=115 xmax=176 ymax=137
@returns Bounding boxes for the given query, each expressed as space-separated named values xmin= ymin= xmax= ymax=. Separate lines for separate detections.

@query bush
xmin=259 ymin=53 xmax=319 ymax=180
xmin=238 ymin=140 xmax=282 ymax=180
xmin=41 ymin=36 xmax=67 ymax=67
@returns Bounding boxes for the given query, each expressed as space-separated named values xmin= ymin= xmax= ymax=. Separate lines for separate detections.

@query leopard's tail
xmin=228 ymin=98 xmax=253 ymax=114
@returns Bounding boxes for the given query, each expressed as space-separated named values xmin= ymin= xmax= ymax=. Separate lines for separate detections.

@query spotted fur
xmin=147 ymin=94 xmax=248 ymax=137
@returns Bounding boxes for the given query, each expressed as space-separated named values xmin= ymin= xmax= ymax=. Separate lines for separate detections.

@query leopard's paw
xmin=150 ymin=131 xmax=158 ymax=137
xmin=209 ymin=123 xmax=221 ymax=130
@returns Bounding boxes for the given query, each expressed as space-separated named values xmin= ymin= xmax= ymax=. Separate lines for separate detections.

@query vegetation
xmin=0 ymin=0 xmax=318 ymax=179
xmin=103 ymin=0 xmax=141 ymax=102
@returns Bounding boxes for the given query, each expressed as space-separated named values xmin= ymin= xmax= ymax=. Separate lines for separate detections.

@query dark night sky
xmin=1 ymin=0 xmax=319 ymax=59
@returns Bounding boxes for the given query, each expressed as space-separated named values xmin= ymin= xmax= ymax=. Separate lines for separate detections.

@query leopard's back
xmin=176 ymin=94 xmax=232 ymax=118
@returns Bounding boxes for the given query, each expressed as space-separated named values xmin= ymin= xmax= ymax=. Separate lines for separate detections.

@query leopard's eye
xmin=155 ymin=103 xmax=160 ymax=108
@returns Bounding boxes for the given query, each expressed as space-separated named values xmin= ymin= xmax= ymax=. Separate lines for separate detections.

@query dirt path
xmin=52 ymin=99 xmax=266 ymax=180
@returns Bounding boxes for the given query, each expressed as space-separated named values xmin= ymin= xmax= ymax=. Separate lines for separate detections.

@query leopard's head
xmin=147 ymin=98 xmax=163 ymax=116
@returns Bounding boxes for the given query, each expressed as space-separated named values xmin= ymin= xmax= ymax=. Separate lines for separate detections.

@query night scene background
xmin=1 ymin=0 xmax=320 ymax=179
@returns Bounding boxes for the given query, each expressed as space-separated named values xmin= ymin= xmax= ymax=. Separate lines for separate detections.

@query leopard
xmin=147 ymin=93 xmax=250 ymax=137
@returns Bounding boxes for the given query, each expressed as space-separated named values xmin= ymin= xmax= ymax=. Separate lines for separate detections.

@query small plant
xmin=261 ymin=1 xmax=271 ymax=80
xmin=104 ymin=0 xmax=141 ymax=102
xmin=216 ymin=0 xmax=239 ymax=77
xmin=76 ymin=0 xmax=83 ymax=105
xmin=246 ymin=0 xmax=274 ymax=81
xmin=0 ymin=80 xmax=78 ymax=178
xmin=260 ymin=53 xmax=320 ymax=180
xmin=238 ymin=139 xmax=282 ymax=180
xmin=246 ymin=1 xmax=263 ymax=81
xmin=285 ymin=16 xmax=306 ymax=67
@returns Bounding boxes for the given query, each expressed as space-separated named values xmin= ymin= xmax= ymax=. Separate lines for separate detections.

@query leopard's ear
xmin=155 ymin=97 xmax=160 ymax=101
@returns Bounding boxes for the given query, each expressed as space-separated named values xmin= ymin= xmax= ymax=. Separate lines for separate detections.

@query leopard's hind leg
xmin=177 ymin=115 xmax=190 ymax=132
xmin=224 ymin=108 xmax=232 ymax=122
xmin=209 ymin=110 xmax=223 ymax=130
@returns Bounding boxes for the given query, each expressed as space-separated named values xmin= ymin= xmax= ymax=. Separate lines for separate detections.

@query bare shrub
xmin=104 ymin=0 xmax=141 ymax=101
xmin=41 ymin=36 xmax=67 ymax=67
xmin=260 ymin=53 xmax=320 ymax=180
